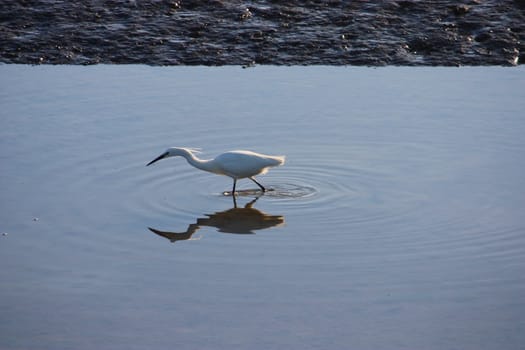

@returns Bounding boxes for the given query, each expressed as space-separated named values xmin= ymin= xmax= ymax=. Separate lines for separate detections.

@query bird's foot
xmin=223 ymin=188 xmax=269 ymax=196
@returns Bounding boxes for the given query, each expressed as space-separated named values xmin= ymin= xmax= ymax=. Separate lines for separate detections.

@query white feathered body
xmin=212 ymin=150 xmax=285 ymax=179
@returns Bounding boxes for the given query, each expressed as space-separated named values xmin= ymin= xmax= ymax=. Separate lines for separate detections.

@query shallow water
xmin=1 ymin=65 xmax=524 ymax=349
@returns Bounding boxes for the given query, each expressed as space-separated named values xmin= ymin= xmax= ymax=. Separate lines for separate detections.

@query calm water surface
xmin=1 ymin=65 xmax=524 ymax=350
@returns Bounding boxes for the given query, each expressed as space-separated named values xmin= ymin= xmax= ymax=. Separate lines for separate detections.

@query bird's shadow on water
xmin=148 ymin=196 xmax=285 ymax=243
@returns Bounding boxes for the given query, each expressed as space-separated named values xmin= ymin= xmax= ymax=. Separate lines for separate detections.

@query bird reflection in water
xmin=148 ymin=197 xmax=284 ymax=243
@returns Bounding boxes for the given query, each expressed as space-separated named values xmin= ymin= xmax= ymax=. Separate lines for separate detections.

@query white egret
xmin=147 ymin=147 xmax=285 ymax=195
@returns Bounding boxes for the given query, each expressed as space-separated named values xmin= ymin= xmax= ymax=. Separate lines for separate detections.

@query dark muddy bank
xmin=1 ymin=0 xmax=524 ymax=66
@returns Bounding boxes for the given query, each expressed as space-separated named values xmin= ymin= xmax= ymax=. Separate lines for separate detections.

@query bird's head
xmin=146 ymin=147 xmax=200 ymax=166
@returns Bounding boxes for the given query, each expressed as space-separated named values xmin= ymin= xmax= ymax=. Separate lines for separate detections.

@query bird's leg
xmin=232 ymin=179 xmax=237 ymax=196
xmin=250 ymin=177 xmax=266 ymax=192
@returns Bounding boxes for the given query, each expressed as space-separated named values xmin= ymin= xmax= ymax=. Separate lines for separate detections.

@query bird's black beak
xmin=147 ymin=152 xmax=169 ymax=166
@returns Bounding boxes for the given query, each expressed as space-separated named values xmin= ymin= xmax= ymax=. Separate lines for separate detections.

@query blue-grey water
xmin=1 ymin=65 xmax=524 ymax=350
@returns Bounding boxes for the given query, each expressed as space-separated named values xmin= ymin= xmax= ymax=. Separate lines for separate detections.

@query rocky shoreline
xmin=1 ymin=0 xmax=523 ymax=66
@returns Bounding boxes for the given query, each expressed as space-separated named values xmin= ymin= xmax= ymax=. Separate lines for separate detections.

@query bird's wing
xmin=228 ymin=150 xmax=285 ymax=166
xmin=215 ymin=151 xmax=279 ymax=178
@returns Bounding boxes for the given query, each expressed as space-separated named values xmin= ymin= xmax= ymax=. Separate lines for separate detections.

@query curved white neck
xmin=179 ymin=149 xmax=218 ymax=174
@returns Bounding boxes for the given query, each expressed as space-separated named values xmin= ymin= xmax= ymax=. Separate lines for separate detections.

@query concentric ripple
xmin=97 ymin=142 xmax=427 ymax=241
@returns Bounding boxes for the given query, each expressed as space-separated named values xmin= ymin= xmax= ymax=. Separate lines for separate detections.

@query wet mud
xmin=1 ymin=0 xmax=524 ymax=66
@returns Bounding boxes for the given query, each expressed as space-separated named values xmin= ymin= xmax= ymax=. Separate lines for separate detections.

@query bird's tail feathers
xmin=271 ymin=155 xmax=286 ymax=166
